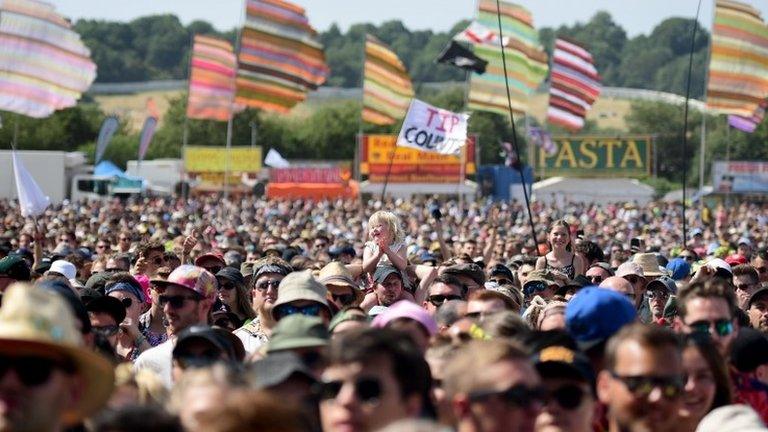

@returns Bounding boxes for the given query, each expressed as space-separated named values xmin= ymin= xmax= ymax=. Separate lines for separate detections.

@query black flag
xmin=436 ymin=41 xmax=487 ymax=74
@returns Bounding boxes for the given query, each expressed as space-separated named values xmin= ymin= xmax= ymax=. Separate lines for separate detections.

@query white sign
xmin=396 ymin=99 xmax=469 ymax=155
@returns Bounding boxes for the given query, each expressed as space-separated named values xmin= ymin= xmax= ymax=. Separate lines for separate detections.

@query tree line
xmin=75 ymin=11 xmax=709 ymax=97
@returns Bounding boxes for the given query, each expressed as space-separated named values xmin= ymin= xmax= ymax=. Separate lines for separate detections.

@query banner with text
xmin=535 ymin=136 xmax=651 ymax=178
xmin=184 ymin=146 xmax=263 ymax=187
xmin=712 ymin=161 xmax=768 ymax=194
xmin=270 ymin=166 xmax=352 ymax=184
xmin=360 ymin=134 xmax=476 ymax=183
xmin=396 ymin=99 xmax=469 ymax=155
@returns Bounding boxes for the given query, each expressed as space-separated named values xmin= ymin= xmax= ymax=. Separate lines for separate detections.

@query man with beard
xmin=234 ymin=257 xmax=292 ymax=355
xmin=361 ymin=265 xmax=409 ymax=312
xmin=134 ymin=265 xmax=217 ymax=388
xmin=748 ymin=288 xmax=768 ymax=334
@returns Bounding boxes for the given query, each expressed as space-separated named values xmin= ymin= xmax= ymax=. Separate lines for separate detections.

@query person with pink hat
xmin=134 ymin=265 xmax=217 ymax=388
xmin=372 ymin=300 xmax=437 ymax=352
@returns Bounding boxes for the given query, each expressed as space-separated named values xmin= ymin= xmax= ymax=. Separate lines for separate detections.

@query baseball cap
xmin=697 ymin=405 xmax=767 ymax=432
xmin=731 ymin=328 xmax=768 ymax=373
xmin=725 ymin=254 xmax=748 ymax=266
xmin=250 ymin=351 xmax=315 ymax=389
xmin=105 ymin=280 xmax=147 ymax=303
xmin=616 ymin=261 xmax=644 ymax=278
xmin=371 ymin=300 xmax=438 ymax=336
xmin=488 ymin=264 xmax=514 ymax=280
xmin=646 ymin=275 xmax=677 ymax=294
xmin=0 ymin=256 xmax=30 ymax=281
xmin=194 ymin=253 xmax=226 ymax=268
xmin=666 ymin=258 xmax=691 ymax=281
xmin=150 ymin=265 xmax=217 ymax=301
xmin=266 ymin=315 xmax=329 ymax=353
xmin=173 ymin=325 xmax=245 ymax=363
xmin=48 ymin=260 xmax=76 ymax=280
xmin=215 ymin=267 xmax=245 ymax=286
xmin=442 ymin=263 xmax=486 ymax=287
xmin=565 ymin=287 xmax=636 ymax=351
xmin=533 ymin=345 xmax=596 ymax=387
xmin=749 ymin=288 xmax=768 ymax=309
xmin=373 ymin=265 xmax=402 ymax=285
xmin=85 ymin=295 xmax=126 ymax=326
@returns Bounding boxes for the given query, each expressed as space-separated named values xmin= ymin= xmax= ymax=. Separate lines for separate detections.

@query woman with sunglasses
xmin=536 ymin=220 xmax=585 ymax=283
xmin=215 ymin=267 xmax=256 ymax=325
xmin=105 ymin=273 xmax=151 ymax=361
xmin=678 ymin=333 xmax=732 ymax=432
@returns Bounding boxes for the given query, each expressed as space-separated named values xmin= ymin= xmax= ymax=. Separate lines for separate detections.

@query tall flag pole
xmin=187 ymin=35 xmax=237 ymax=122
xmin=362 ymin=34 xmax=414 ymax=125
xmin=546 ymin=38 xmax=602 ymax=131
xmin=706 ymin=0 xmax=768 ymax=117
xmin=0 ymin=0 xmax=96 ymax=118
xmin=235 ymin=0 xmax=329 ymax=114
xmin=465 ymin=0 xmax=548 ymax=116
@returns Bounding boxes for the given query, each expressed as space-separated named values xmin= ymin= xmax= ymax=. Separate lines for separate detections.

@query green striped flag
xmin=362 ymin=35 xmax=414 ymax=125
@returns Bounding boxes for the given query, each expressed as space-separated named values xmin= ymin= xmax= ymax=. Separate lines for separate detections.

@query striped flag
xmin=0 ymin=0 xmax=96 ymax=118
xmin=547 ymin=38 xmax=602 ymax=131
xmin=235 ymin=0 xmax=329 ymax=114
xmin=362 ymin=34 xmax=414 ymax=125
xmin=467 ymin=0 xmax=549 ymax=116
xmin=187 ymin=35 xmax=236 ymax=121
xmin=728 ymin=100 xmax=767 ymax=133
xmin=706 ymin=0 xmax=768 ymax=117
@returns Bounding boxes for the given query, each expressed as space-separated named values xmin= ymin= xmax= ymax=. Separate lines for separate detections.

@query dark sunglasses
xmin=588 ymin=275 xmax=603 ymax=283
xmin=318 ymin=377 xmax=382 ymax=403
xmin=175 ymin=349 xmax=222 ymax=369
xmin=543 ymin=384 xmax=587 ymax=410
xmin=218 ymin=282 xmax=236 ymax=291
xmin=468 ymin=384 xmax=546 ymax=408
xmin=274 ymin=303 xmax=322 ymax=320
xmin=428 ymin=294 xmax=462 ymax=306
xmin=255 ymin=280 xmax=281 ymax=291
xmin=609 ymin=371 xmax=684 ymax=399
xmin=689 ymin=319 xmax=734 ymax=337
xmin=331 ymin=292 xmax=356 ymax=305
xmin=0 ymin=356 xmax=75 ymax=387
xmin=624 ymin=275 xmax=642 ymax=284
xmin=93 ymin=324 xmax=119 ymax=337
xmin=646 ymin=290 xmax=668 ymax=299
xmin=525 ymin=282 xmax=547 ymax=296
xmin=158 ymin=294 xmax=200 ymax=309
xmin=96 ymin=244 xmax=108 ymax=249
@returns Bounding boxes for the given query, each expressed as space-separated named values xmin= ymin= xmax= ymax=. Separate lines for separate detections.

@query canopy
xmin=533 ymin=177 xmax=654 ymax=205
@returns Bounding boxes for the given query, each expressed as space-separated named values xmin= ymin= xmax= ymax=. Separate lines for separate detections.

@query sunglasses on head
xmin=543 ymin=384 xmax=587 ymax=410
xmin=609 ymin=371 xmax=684 ymax=399
xmin=255 ymin=280 xmax=281 ymax=291
xmin=468 ymin=384 xmax=546 ymax=408
xmin=689 ymin=319 xmax=733 ymax=337
xmin=274 ymin=303 xmax=322 ymax=320
xmin=331 ymin=292 xmax=356 ymax=305
xmin=318 ymin=377 xmax=382 ymax=404
xmin=428 ymin=294 xmax=462 ymax=306
xmin=93 ymin=324 xmax=119 ymax=337
xmin=158 ymin=294 xmax=200 ymax=309
xmin=0 ymin=356 xmax=75 ymax=387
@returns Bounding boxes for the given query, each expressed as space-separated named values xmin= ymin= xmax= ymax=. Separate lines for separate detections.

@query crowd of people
xmin=0 ymin=195 xmax=767 ymax=432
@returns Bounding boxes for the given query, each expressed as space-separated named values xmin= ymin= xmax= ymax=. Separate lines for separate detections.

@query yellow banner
xmin=184 ymin=146 xmax=263 ymax=173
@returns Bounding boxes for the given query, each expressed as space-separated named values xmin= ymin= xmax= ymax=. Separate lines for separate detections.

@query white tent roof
xmin=533 ymin=177 xmax=655 ymax=205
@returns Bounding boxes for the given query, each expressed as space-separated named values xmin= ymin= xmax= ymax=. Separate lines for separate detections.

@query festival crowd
xmin=0 ymin=195 xmax=767 ymax=432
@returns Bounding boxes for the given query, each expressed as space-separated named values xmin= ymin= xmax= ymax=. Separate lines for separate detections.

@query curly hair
xmin=368 ymin=210 xmax=405 ymax=244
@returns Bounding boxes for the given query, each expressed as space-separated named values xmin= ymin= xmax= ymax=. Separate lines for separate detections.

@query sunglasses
xmin=255 ymin=280 xmax=281 ymax=291
xmin=525 ymin=283 xmax=547 ymax=296
xmin=175 ymin=349 xmax=222 ymax=369
xmin=688 ymin=319 xmax=734 ymax=337
xmin=624 ymin=275 xmax=642 ymax=284
xmin=93 ymin=324 xmax=119 ymax=337
xmin=151 ymin=256 xmax=166 ymax=266
xmin=646 ymin=290 xmax=668 ymax=299
xmin=543 ymin=384 xmax=587 ymax=410
xmin=331 ymin=292 xmax=356 ymax=305
xmin=218 ymin=282 xmax=236 ymax=291
xmin=0 ymin=356 xmax=75 ymax=387
xmin=428 ymin=294 xmax=462 ymax=306
xmin=158 ymin=294 xmax=200 ymax=309
xmin=318 ymin=377 xmax=382 ymax=404
xmin=119 ymin=297 xmax=133 ymax=309
xmin=274 ymin=303 xmax=322 ymax=320
xmin=588 ymin=275 xmax=604 ymax=283
xmin=468 ymin=384 xmax=546 ymax=408
xmin=96 ymin=244 xmax=108 ymax=249
xmin=735 ymin=283 xmax=758 ymax=292
xmin=609 ymin=371 xmax=684 ymax=399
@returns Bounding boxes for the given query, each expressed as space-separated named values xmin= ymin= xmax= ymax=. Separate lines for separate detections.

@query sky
xmin=55 ymin=0 xmax=768 ymax=37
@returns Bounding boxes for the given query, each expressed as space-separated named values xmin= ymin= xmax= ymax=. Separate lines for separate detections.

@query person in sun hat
xmin=317 ymin=261 xmax=364 ymax=309
xmin=270 ymin=270 xmax=331 ymax=324
xmin=0 ymin=283 xmax=114 ymax=431
xmin=134 ymin=265 xmax=217 ymax=389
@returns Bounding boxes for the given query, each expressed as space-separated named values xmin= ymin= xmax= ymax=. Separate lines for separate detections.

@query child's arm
xmin=362 ymin=244 xmax=382 ymax=274
xmin=382 ymin=242 xmax=408 ymax=272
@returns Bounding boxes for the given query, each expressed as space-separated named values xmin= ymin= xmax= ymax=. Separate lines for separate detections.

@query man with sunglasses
xmin=271 ymin=270 xmax=331 ymax=324
xmin=135 ymin=265 xmax=217 ymax=388
xmin=646 ymin=276 xmax=675 ymax=325
xmin=318 ymin=261 xmax=363 ymax=310
xmin=597 ymin=323 xmax=684 ymax=432
xmin=585 ymin=263 xmax=612 ymax=286
xmin=319 ymin=327 xmax=431 ymax=432
xmin=422 ymin=274 xmax=466 ymax=316
xmin=85 ymin=293 xmax=126 ymax=350
xmin=733 ymin=264 xmax=761 ymax=311
xmin=234 ymin=258 xmax=292 ymax=355
xmin=443 ymin=339 xmax=542 ymax=432
xmin=534 ymin=344 xmax=596 ymax=432
xmin=133 ymin=241 xmax=166 ymax=278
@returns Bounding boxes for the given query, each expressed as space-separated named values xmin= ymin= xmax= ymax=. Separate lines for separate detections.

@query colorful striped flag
xmin=706 ymin=0 xmax=768 ymax=117
xmin=547 ymin=38 xmax=602 ymax=131
xmin=728 ymin=99 xmax=767 ymax=133
xmin=187 ymin=35 xmax=237 ymax=121
xmin=467 ymin=0 xmax=548 ymax=116
xmin=235 ymin=0 xmax=329 ymax=114
xmin=362 ymin=35 xmax=414 ymax=125
xmin=0 ymin=0 xmax=96 ymax=118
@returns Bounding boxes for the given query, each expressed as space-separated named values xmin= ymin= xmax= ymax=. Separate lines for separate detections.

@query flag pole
xmin=356 ymin=35 xmax=367 ymax=185
xmin=699 ymin=0 xmax=715 ymax=197
xmin=225 ymin=1 xmax=246 ymax=201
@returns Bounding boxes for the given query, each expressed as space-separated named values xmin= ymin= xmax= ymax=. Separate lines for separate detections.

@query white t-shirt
xmin=134 ymin=338 xmax=175 ymax=389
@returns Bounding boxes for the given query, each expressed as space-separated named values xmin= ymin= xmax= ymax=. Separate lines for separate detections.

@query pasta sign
xmin=536 ymin=136 xmax=652 ymax=178
xmin=396 ymin=99 xmax=470 ymax=155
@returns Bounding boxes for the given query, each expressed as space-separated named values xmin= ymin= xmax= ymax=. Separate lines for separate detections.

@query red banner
xmin=270 ymin=166 xmax=351 ymax=184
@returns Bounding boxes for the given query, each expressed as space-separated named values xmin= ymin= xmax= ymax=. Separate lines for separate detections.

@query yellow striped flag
xmin=362 ymin=34 xmax=414 ymax=125
xmin=187 ymin=35 xmax=237 ymax=122
xmin=467 ymin=0 xmax=548 ymax=115
xmin=707 ymin=0 xmax=768 ymax=117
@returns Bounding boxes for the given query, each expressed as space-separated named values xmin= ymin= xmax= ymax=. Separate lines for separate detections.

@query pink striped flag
xmin=728 ymin=100 xmax=767 ymax=133
xmin=187 ymin=35 xmax=237 ymax=121
xmin=546 ymin=38 xmax=602 ymax=131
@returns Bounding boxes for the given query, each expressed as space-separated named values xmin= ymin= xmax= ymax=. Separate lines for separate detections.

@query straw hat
xmin=318 ymin=262 xmax=364 ymax=303
xmin=0 ymin=283 xmax=114 ymax=425
xmin=632 ymin=253 xmax=668 ymax=277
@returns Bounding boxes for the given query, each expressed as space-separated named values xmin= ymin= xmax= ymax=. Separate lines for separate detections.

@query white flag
xmin=264 ymin=148 xmax=290 ymax=168
xmin=12 ymin=151 xmax=50 ymax=217
xmin=396 ymin=99 xmax=470 ymax=155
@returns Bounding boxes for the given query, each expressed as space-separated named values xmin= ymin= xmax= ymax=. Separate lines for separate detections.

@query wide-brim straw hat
xmin=632 ymin=253 xmax=668 ymax=277
xmin=318 ymin=262 xmax=364 ymax=304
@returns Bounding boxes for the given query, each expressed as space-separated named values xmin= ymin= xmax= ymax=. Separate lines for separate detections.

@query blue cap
xmin=666 ymin=258 xmax=691 ymax=281
xmin=565 ymin=287 xmax=636 ymax=351
xmin=105 ymin=280 xmax=147 ymax=303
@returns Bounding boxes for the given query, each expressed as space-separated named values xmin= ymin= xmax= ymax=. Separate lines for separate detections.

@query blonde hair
xmin=114 ymin=363 xmax=169 ymax=406
xmin=368 ymin=210 xmax=404 ymax=244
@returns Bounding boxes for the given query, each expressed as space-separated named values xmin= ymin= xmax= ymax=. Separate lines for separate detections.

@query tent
xmin=533 ymin=177 xmax=654 ymax=205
